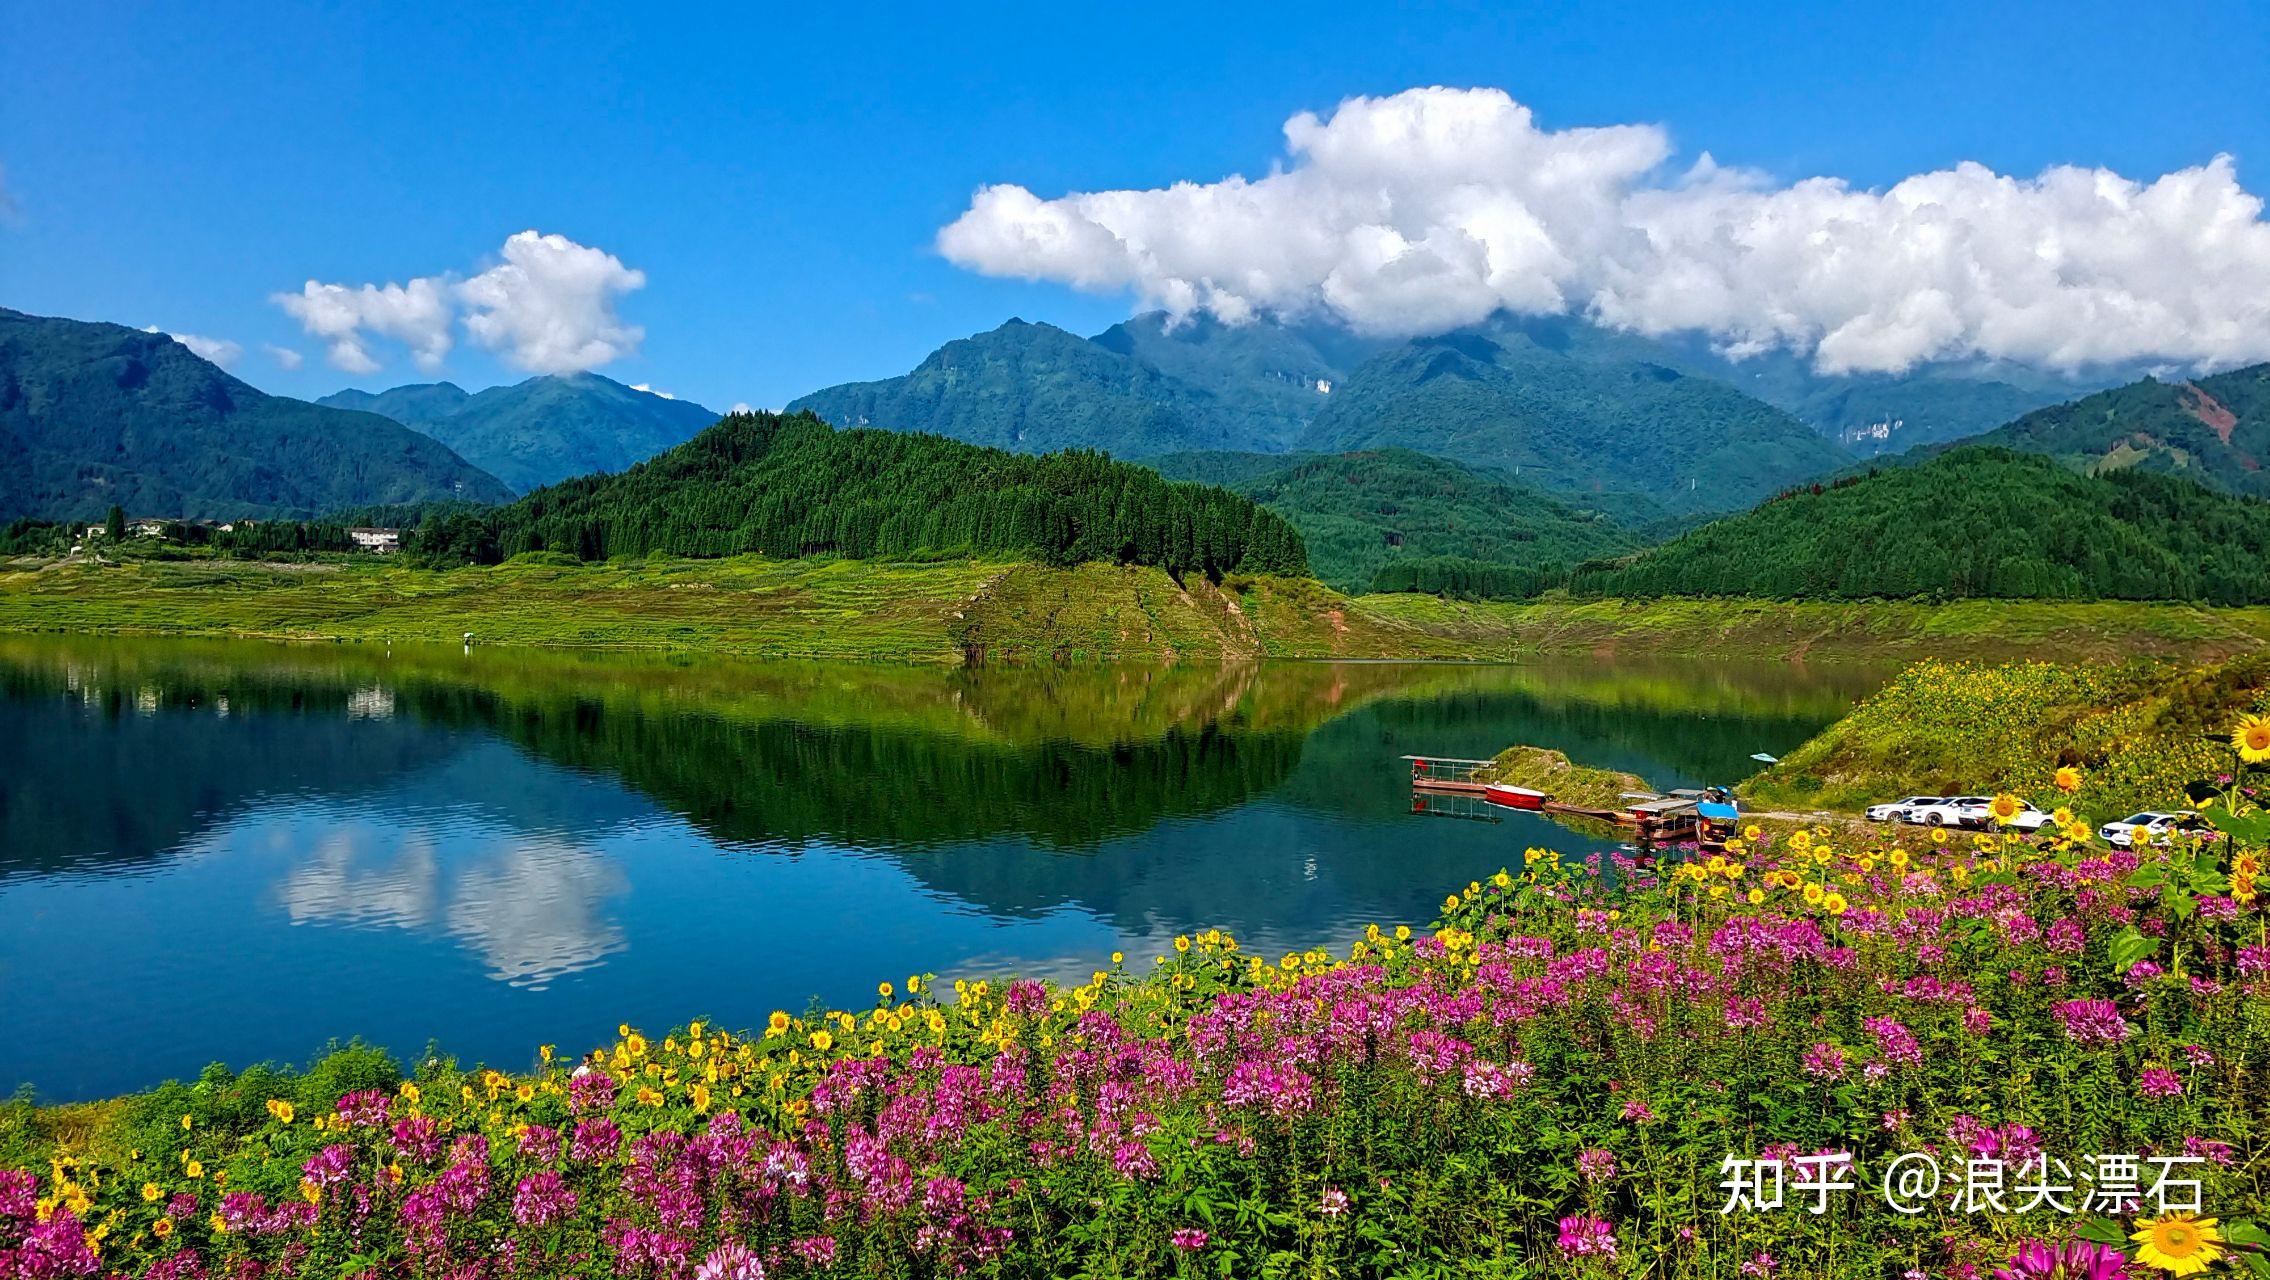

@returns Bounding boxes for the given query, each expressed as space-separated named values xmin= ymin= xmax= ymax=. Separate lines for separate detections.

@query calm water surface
xmin=0 ymin=636 xmax=1889 ymax=1099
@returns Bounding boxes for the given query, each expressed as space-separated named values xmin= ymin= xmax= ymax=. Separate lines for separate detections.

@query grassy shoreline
xmin=9 ymin=551 xmax=2270 ymax=663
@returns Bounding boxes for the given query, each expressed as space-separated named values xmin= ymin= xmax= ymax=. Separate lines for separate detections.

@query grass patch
xmin=12 ymin=552 xmax=2270 ymax=665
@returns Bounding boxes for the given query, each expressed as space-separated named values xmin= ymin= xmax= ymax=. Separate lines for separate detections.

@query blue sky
xmin=4 ymin=0 xmax=2267 ymax=410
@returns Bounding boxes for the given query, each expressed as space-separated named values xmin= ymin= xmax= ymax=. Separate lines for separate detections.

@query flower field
xmin=6 ymin=772 xmax=2269 ymax=1278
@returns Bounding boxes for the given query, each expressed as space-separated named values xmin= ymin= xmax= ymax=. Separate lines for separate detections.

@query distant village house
xmin=87 ymin=518 xmax=169 ymax=539
xmin=349 ymin=527 xmax=401 ymax=553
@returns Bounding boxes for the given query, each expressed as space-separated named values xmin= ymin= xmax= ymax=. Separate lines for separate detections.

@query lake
xmin=0 ymin=635 xmax=1889 ymax=1100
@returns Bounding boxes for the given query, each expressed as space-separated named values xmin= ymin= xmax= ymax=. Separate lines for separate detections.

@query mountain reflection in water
xmin=0 ymin=635 xmax=1887 ymax=1100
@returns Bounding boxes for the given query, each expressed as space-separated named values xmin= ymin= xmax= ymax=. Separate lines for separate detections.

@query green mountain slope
xmin=1089 ymin=312 xmax=1388 ymax=451
xmin=1943 ymin=364 xmax=2270 ymax=499
xmin=412 ymin=410 xmax=1308 ymax=578
xmin=788 ymin=319 xmax=1258 ymax=456
xmin=321 ymin=373 xmax=718 ymax=493
xmin=0 ymin=308 xmax=512 ymax=521
xmin=1296 ymin=321 xmax=1853 ymax=515
xmin=1633 ymin=328 xmax=2104 ymax=456
xmin=1151 ymin=447 xmax=1639 ymax=592
xmin=1570 ymin=446 xmax=2270 ymax=604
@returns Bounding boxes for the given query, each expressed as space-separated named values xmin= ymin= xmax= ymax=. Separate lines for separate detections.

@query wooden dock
xmin=1405 ymin=756 xmax=1497 ymax=796
xmin=1402 ymin=756 xmax=1733 ymax=849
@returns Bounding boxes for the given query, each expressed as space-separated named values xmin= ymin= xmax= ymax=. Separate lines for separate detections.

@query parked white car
xmin=1903 ymin=796 xmax=1992 ymax=828
xmin=1989 ymin=801 xmax=2055 ymax=833
xmin=1866 ymin=796 xmax=1945 ymax=823
xmin=2098 ymin=811 xmax=2202 ymax=848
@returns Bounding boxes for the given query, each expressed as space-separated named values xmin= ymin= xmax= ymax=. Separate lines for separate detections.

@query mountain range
xmin=319 ymin=373 xmax=719 ymax=493
xmin=790 ymin=312 xmax=2103 ymax=518
xmin=0 ymin=308 xmax=511 ymax=522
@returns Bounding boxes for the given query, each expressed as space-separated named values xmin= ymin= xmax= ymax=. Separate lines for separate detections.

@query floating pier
xmin=1402 ymin=756 xmax=1733 ymax=849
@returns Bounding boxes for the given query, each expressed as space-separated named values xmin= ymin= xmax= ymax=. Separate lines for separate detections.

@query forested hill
xmin=1568 ymin=447 xmax=2270 ymax=604
xmin=411 ymin=410 xmax=1309 ymax=577
xmin=1943 ymin=363 xmax=2270 ymax=499
xmin=1150 ymin=447 xmax=1639 ymax=593
xmin=0 ymin=308 xmax=512 ymax=520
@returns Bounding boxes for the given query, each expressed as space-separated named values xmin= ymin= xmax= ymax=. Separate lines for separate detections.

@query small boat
xmin=1483 ymin=784 xmax=1549 ymax=811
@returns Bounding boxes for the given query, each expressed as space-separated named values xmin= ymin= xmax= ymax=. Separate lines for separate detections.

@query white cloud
xmin=146 ymin=325 xmax=243 ymax=368
xmin=629 ymin=382 xmax=675 ymax=400
xmin=458 ymin=231 xmax=646 ymax=374
xmin=730 ymin=401 xmax=753 ymax=415
xmin=270 ymin=231 xmax=644 ymax=377
xmin=938 ymin=87 xmax=2270 ymax=374
xmin=263 ymin=343 xmax=304 ymax=370
xmin=272 ymin=276 xmax=454 ymax=374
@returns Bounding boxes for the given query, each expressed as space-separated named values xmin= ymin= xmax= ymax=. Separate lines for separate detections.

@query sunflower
xmin=2054 ymin=765 xmax=2083 ymax=793
xmin=2132 ymin=1212 xmax=2224 ymax=1275
xmin=2235 ymin=714 xmax=2270 ymax=764
xmin=1989 ymin=794 xmax=2024 ymax=823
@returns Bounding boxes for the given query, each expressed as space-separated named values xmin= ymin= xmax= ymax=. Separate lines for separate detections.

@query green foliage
xmin=0 ymin=520 xmax=68 ymax=555
xmin=1572 ymin=447 xmax=2270 ymax=604
xmin=1151 ymin=447 xmax=1639 ymax=594
xmin=411 ymin=410 xmax=1309 ymax=579
xmin=322 ymin=373 xmax=720 ymax=493
xmin=1367 ymin=555 xmax=1561 ymax=600
xmin=1950 ymin=362 xmax=2270 ymax=499
xmin=0 ymin=308 xmax=513 ymax=520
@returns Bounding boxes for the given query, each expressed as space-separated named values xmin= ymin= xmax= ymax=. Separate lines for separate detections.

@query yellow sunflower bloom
xmin=2054 ymin=765 xmax=2082 ymax=793
xmin=2131 ymin=1212 xmax=2224 ymax=1276
xmin=2234 ymin=714 xmax=2270 ymax=764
